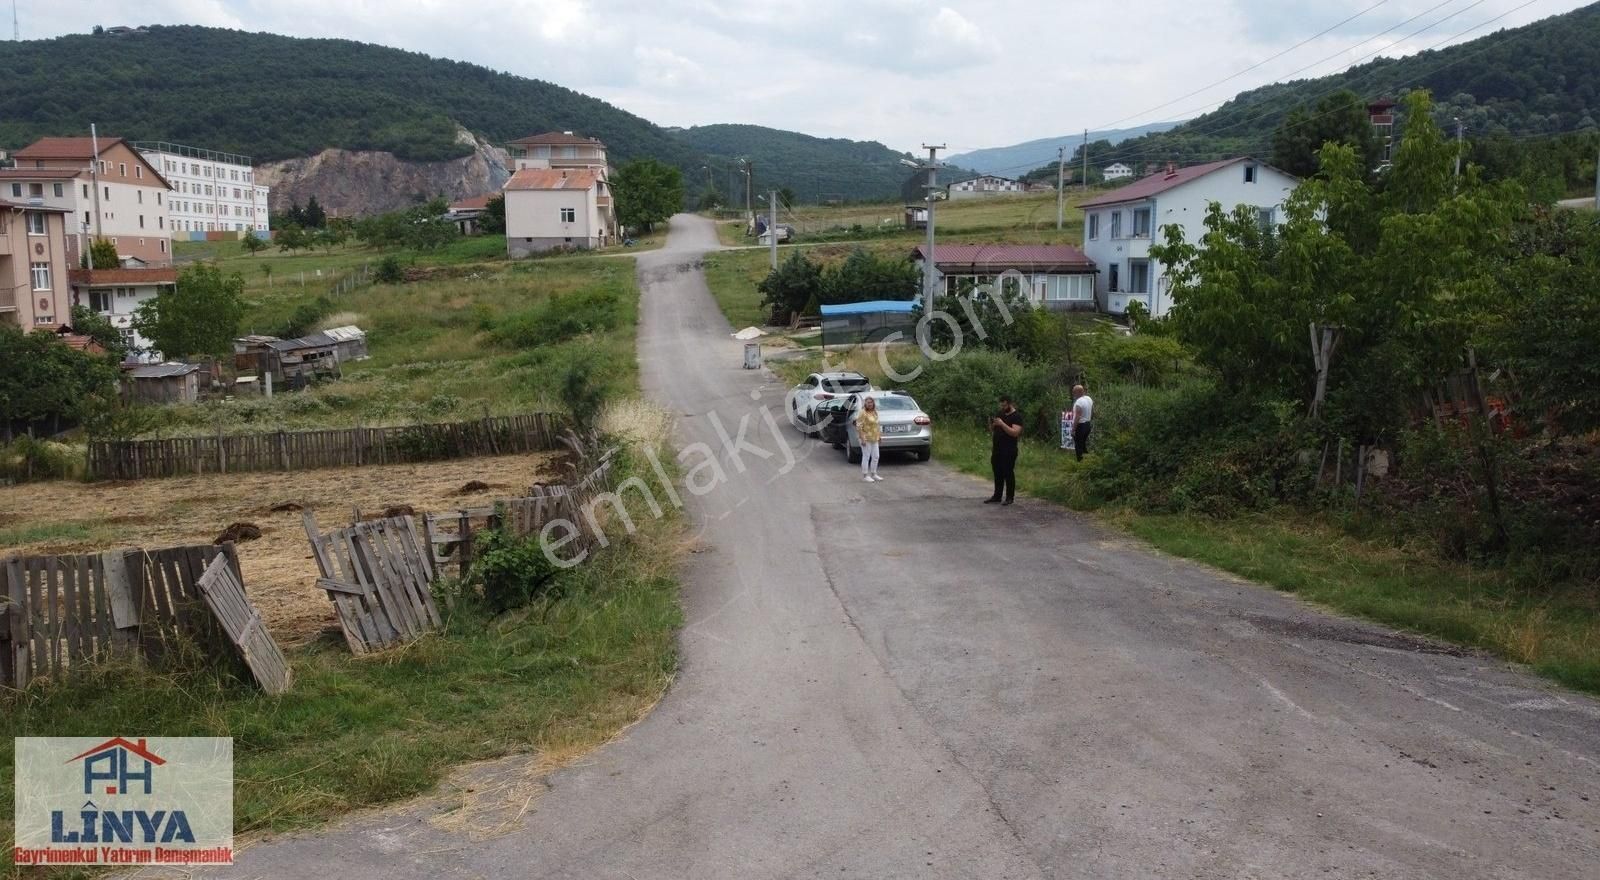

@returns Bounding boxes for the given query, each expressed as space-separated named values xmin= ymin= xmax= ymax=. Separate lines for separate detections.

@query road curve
xmin=194 ymin=214 xmax=1600 ymax=879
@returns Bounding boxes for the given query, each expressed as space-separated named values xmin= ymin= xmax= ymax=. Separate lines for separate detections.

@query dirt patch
xmin=456 ymin=480 xmax=492 ymax=495
xmin=1239 ymin=612 xmax=1471 ymax=657
xmin=216 ymin=522 xmax=264 ymax=544
xmin=0 ymin=452 xmax=554 ymax=645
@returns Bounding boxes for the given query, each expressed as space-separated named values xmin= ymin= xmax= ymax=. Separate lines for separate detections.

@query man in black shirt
xmin=986 ymin=396 xmax=1024 ymax=506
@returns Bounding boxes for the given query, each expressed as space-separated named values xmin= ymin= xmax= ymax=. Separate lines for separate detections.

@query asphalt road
xmin=185 ymin=214 xmax=1600 ymax=879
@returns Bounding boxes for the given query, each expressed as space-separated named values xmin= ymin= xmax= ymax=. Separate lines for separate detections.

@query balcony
xmin=596 ymin=195 xmax=613 ymax=208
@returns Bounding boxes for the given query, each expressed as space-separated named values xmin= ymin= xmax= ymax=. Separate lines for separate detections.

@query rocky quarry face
xmin=256 ymin=127 xmax=510 ymax=217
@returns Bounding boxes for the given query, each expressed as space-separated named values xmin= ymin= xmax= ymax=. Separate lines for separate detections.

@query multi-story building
xmin=136 ymin=142 xmax=270 ymax=236
xmin=69 ymin=266 xmax=177 ymax=358
xmin=0 ymin=198 xmax=74 ymax=330
xmin=504 ymin=132 xmax=616 ymax=241
xmin=2 ymin=136 xmax=173 ymax=267
xmin=947 ymin=175 xmax=1024 ymax=199
xmin=1080 ymin=157 xmax=1298 ymax=317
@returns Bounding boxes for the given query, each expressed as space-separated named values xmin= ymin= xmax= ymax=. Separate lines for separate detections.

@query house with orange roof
xmin=4 ymin=135 xmax=174 ymax=267
xmin=501 ymin=131 xmax=617 ymax=255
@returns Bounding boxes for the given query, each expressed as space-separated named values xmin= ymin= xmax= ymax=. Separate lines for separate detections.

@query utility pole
xmin=1055 ymin=146 xmax=1066 ymax=230
xmin=1453 ymin=117 xmax=1464 ymax=178
xmin=89 ymin=124 xmax=104 ymax=248
xmin=1081 ymin=128 xmax=1089 ymax=193
xmin=1593 ymin=143 xmax=1598 ymax=210
xmin=768 ymin=190 xmax=778 ymax=270
xmin=739 ymin=159 xmax=753 ymax=225
xmin=921 ymin=144 xmax=944 ymax=304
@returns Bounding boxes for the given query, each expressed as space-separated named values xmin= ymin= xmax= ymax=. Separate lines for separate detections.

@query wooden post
xmin=457 ymin=511 xmax=473 ymax=579
xmin=277 ymin=430 xmax=289 ymax=471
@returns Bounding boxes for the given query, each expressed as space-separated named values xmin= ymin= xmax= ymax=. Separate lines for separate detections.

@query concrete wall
xmin=504 ymin=187 xmax=601 ymax=255
xmin=0 ymin=208 xmax=73 ymax=329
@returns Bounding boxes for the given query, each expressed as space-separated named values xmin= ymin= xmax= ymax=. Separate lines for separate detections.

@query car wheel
xmin=847 ymin=443 xmax=861 ymax=464
xmin=915 ymin=446 xmax=932 ymax=462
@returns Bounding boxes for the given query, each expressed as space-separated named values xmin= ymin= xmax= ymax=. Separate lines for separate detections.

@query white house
xmin=504 ymin=131 xmax=616 ymax=241
xmin=68 ymin=266 xmax=177 ymax=359
xmin=503 ymin=168 xmax=609 ymax=255
xmin=912 ymin=244 xmax=1098 ymax=311
xmin=1102 ymin=162 xmax=1134 ymax=181
xmin=947 ymin=175 xmax=1024 ymax=200
xmin=1079 ymin=157 xmax=1298 ymax=317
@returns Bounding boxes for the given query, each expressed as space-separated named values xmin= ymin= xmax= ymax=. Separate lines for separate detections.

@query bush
xmin=270 ymin=296 xmax=335 ymax=339
xmin=489 ymin=289 xmax=620 ymax=349
xmin=1077 ymin=332 xmax=1194 ymax=387
xmin=897 ymin=349 xmax=1060 ymax=439
xmin=0 ymin=437 xmax=84 ymax=482
xmin=470 ymin=524 xmax=565 ymax=614
xmin=374 ymin=255 xmax=406 ymax=285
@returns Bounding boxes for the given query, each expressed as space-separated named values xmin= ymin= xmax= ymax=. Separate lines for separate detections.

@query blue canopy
xmin=819 ymin=300 xmax=918 ymax=316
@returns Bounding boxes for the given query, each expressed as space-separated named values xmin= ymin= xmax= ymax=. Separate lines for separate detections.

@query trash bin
xmin=743 ymin=342 xmax=762 ymax=370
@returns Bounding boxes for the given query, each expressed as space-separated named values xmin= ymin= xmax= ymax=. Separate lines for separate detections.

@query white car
xmin=789 ymin=370 xmax=872 ymax=435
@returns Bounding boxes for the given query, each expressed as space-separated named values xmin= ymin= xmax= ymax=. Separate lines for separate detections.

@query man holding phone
xmin=986 ymin=395 xmax=1025 ymax=506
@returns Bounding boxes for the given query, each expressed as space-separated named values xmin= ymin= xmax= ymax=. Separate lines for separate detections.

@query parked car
xmin=835 ymin=390 xmax=933 ymax=463
xmin=814 ymin=397 xmax=853 ymax=447
xmin=790 ymin=371 xmax=873 ymax=434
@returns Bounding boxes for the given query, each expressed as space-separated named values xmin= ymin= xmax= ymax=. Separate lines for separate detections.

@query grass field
xmin=765 ymin=348 xmax=1600 ymax=696
xmin=716 ymin=190 xmax=1091 ymax=248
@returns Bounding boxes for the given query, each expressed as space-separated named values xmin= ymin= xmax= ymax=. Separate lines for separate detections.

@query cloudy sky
xmin=19 ymin=0 xmax=1590 ymax=153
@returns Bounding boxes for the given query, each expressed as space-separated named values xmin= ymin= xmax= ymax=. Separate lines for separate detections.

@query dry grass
xmin=0 ymin=452 xmax=554 ymax=645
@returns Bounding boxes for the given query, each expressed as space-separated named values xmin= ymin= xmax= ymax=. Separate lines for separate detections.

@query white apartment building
xmin=136 ymin=142 xmax=270 ymax=235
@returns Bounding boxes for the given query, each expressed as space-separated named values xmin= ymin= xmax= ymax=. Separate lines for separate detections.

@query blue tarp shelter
xmin=820 ymin=300 xmax=918 ymax=348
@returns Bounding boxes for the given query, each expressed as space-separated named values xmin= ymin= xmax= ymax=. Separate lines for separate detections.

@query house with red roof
xmin=912 ymin=243 xmax=1098 ymax=312
xmin=5 ymin=136 xmax=174 ymax=267
xmin=1079 ymin=157 xmax=1298 ymax=317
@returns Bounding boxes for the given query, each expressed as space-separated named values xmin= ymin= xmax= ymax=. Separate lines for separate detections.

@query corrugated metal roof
xmin=820 ymin=301 xmax=918 ymax=316
xmin=1078 ymin=157 xmax=1295 ymax=208
xmin=913 ymin=244 xmax=1095 ymax=270
xmin=128 ymin=363 xmax=198 ymax=378
xmin=504 ymin=168 xmax=598 ymax=191
xmin=322 ymin=325 xmax=366 ymax=342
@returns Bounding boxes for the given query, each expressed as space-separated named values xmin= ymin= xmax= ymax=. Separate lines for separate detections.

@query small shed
xmin=233 ymin=333 xmax=341 ymax=390
xmin=321 ymin=325 xmax=369 ymax=362
xmin=820 ymin=300 xmax=919 ymax=349
xmin=123 ymin=363 xmax=201 ymax=404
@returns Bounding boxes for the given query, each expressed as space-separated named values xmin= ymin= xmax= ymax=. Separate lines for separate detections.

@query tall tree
xmin=612 ymin=158 xmax=685 ymax=234
xmin=88 ymin=238 xmax=121 ymax=270
xmin=481 ymin=194 xmax=506 ymax=234
xmin=133 ymin=263 xmax=247 ymax=359
xmin=1269 ymin=89 xmax=1383 ymax=178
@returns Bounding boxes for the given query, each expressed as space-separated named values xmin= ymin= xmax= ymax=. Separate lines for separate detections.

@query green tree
xmin=481 ymin=194 xmax=506 ymax=234
xmin=89 ymin=238 xmax=120 ymax=269
xmin=777 ymin=187 xmax=796 ymax=209
xmin=276 ymin=223 xmax=310 ymax=253
xmin=1269 ymin=89 xmax=1382 ymax=179
xmin=757 ymin=251 xmax=823 ymax=324
xmin=695 ymin=188 xmax=724 ymax=212
xmin=132 ymin=262 xmax=247 ymax=359
xmin=0 ymin=325 xmax=119 ymax=437
xmin=240 ymin=232 xmax=267 ymax=254
xmin=820 ymin=248 xmax=919 ymax=304
xmin=69 ymin=305 xmax=128 ymax=357
xmin=260 ymin=262 xmax=274 ymax=286
xmin=303 ymin=195 xmax=327 ymax=228
xmin=612 ymin=158 xmax=685 ymax=233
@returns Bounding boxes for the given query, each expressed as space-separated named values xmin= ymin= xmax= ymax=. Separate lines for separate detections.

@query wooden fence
xmin=86 ymin=412 xmax=562 ymax=480
xmin=196 ymin=554 xmax=293 ymax=694
xmin=0 ymin=544 xmax=246 ymax=689
xmin=305 ymin=512 xmax=442 ymax=654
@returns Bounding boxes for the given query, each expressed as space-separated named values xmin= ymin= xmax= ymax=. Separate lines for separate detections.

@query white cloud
xmin=16 ymin=0 xmax=1593 ymax=153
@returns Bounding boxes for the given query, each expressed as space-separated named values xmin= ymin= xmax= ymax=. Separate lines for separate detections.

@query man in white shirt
xmin=1071 ymin=385 xmax=1094 ymax=462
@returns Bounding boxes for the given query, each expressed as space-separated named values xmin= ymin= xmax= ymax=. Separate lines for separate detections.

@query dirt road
xmin=193 ymin=215 xmax=1600 ymax=879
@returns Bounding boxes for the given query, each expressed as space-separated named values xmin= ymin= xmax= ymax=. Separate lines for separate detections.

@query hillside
xmin=0 ymin=25 xmax=921 ymax=207
xmin=1048 ymin=2 xmax=1600 ymax=175
xmin=945 ymin=123 xmax=1179 ymax=177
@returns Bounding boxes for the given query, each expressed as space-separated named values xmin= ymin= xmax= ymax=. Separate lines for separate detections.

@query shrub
xmin=374 ymin=255 xmax=406 ymax=285
xmin=1077 ymin=332 xmax=1194 ymax=387
xmin=897 ymin=349 xmax=1060 ymax=439
xmin=489 ymin=289 xmax=620 ymax=349
xmin=470 ymin=524 xmax=565 ymax=614
xmin=0 ymin=437 xmax=84 ymax=482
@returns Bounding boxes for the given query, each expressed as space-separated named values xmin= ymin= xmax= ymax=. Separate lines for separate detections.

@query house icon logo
xmin=66 ymin=737 xmax=167 ymax=797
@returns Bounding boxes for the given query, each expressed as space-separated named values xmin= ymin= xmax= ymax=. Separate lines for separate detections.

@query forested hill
xmin=1044 ymin=1 xmax=1600 ymax=174
xmin=670 ymin=125 xmax=919 ymax=202
xmin=0 ymin=25 xmax=917 ymax=202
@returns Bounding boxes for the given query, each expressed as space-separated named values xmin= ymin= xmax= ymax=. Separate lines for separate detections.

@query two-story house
xmin=503 ymin=169 xmax=607 ymax=255
xmin=68 ymin=266 xmax=177 ymax=358
xmin=1 ymin=136 xmax=173 ymax=267
xmin=947 ymin=175 xmax=1024 ymax=200
xmin=1102 ymin=162 xmax=1134 ymax=181
xmin=0 ymin=198 xmax=74 ymax=330
xmin=1079 ymin=157 xmax=1298 ymax=317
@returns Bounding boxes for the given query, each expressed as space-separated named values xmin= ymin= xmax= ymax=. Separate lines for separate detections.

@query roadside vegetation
xmin=737 ymin=92 xmax=1600 ymax=694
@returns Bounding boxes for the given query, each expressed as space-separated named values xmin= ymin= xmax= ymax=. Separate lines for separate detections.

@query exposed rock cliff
xmin=257 ymin=127 xmax=510 ymax=217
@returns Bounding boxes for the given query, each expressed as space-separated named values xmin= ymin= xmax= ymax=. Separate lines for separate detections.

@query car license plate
xmin=883 ymin=424 xmax=908 ymax=434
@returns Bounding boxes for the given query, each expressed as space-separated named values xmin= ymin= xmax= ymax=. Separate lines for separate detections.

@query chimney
xmin=562 ymin=130 xmax=574 ymax=136
xmin=1165 ymin=161 xmax=1177 ymax=178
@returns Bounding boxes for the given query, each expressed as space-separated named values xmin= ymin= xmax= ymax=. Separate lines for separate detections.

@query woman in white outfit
xmin=854 ymin=396 xmax=883 ymax=482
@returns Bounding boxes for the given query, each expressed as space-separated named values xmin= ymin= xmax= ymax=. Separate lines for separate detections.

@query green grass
xmin=0 ymin=519 xmax=110 ymax=550
xmin=703 ymin=249 xmax=774 ymax=329
xmin=926 ymin=422 xmax=1600 ymax=695
xmin=716 ymin=191 xmax=1091 ymax=249
xmin=0 ymin=503 xmax=685 ymax=876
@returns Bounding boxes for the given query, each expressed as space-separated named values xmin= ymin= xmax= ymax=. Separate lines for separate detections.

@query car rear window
xmin=874 ymin=396 xmax=918 ymax=411
xmin=825 ymin=377 xmax=870 ymax=393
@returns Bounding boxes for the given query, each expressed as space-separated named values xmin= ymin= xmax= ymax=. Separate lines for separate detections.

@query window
xmin=1132 ymin=207 xmax=1151 ymax=237
xmin=30 ymin=262 xmax=50 ymax=290
xmin=52 ymin=183 xmax=63 ymax=197
xmin=160 ymin=239 xmax=167 ymax=253
xmin=1109 ymin=211 xmax=1122 ymax=239
xmin=89 ymin=288 xmax=112 ymax=312
xmin=25 ymin=212 xmax=46 ymax=235
xmin=119 ymin=163 xmax=127 ymax=176
xmin=135 ymin=166 xmax=142 ymax=179
xmin=158 ymin=217 xmax=164 ymax=229
xmin=139 ymin=215 xmax=145 ymax=228
xmin=137 ymin=190 xmax=143 ymax=204
xmin=8 ymin=183 xmax=18 ymax=197
xmin=156 ymin=193 xmax=161 ymax=205
xmin=1108 ymin=263 xmax=1119 ymax=292
xmin=560 ymin=207 xmax=576 ymax=223
xmin=1256 ymin=206 xmax=1275 ymax=232
xmin=82 ymin=184 xmax=89 ymax=198
xmin=1244 ymin=164 xmax=1257 ymax=183
xmin=104 ymin=186 xmax=110 ymax=200
xmin=561 ymin=146 xmax=577 ymax=159
xmin=1128 ymin=259 xmax=1151 ymax=294
xmin=1087 ymin=212 xmax=1099 ymax=240
xmin=1044 ymin=275 xmax=1093 ymax=302
xmin=83 ymin=211 xmax=90 ymax=226
xmin=1001 ymin=275 xmax=1022 ymax=298
xmin=28 ymin=183 xmax=42 ymax=197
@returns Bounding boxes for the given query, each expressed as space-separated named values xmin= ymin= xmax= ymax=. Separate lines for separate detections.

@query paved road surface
xmin=191 ymin=214 xmax=1600 ymax=879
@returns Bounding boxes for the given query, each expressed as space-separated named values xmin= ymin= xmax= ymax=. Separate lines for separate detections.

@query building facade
xmin=4 ymin=136 xmax=173 ymax=266
xmin=69 ymin=266 xmax=177 ymax=358
xmin=1102 ymin=162 xmax=1134 ymax=181
xmin=912 ymin=244 xmax=1098 ymax=311
xmin=0 ymin=200 xmax=74 ymax=330
xmin=947 ymin=175 xmax=1024 ymax=200
xmin=136 ymin=142 xmax=270 ymax=236
xmin=504 ymin=132 xmax=616 ymax=237
xmin=503 ymin=169 xmax=607 ymax=255
xmin=1080 ymin=157 xmax=1298 ymax=317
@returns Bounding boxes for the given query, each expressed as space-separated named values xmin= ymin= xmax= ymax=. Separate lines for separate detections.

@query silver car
xmin=835 ymin=391 xmax=932 ymax=463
